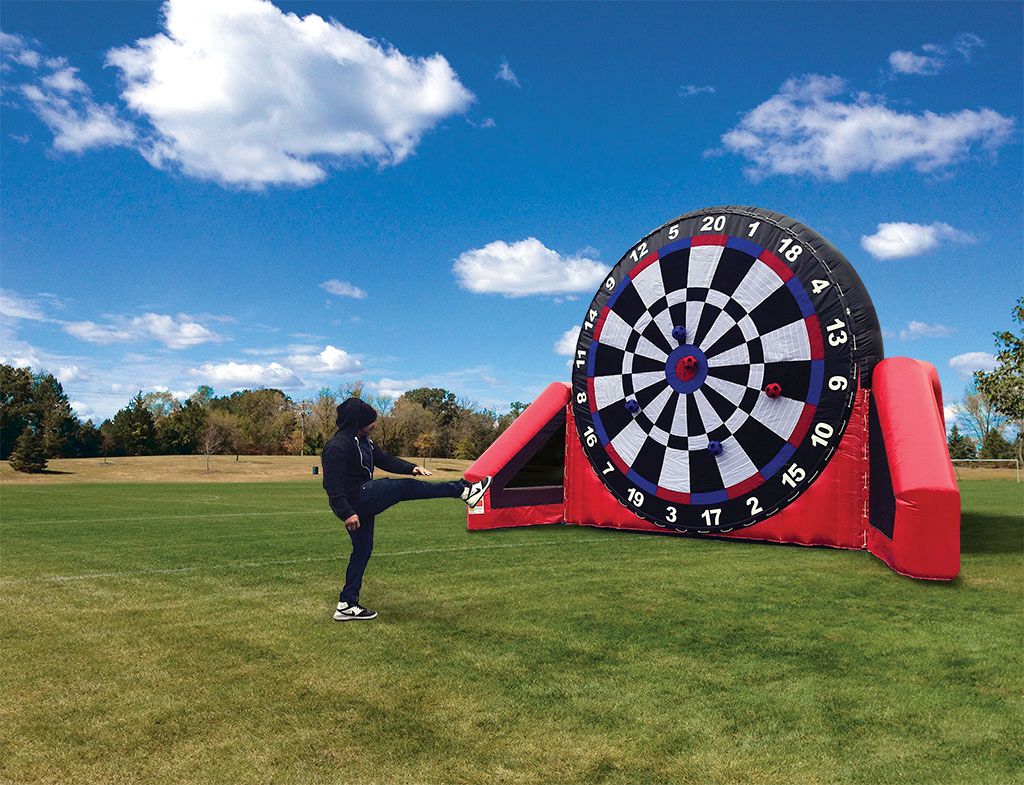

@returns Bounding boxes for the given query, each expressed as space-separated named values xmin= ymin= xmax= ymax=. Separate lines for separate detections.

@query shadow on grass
xmin=960 ymin=512 xmax=1024 ymax=554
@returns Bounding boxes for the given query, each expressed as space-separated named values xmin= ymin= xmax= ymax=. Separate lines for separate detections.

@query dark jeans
xmin=339 ymin=477 xmax=465 ymax=604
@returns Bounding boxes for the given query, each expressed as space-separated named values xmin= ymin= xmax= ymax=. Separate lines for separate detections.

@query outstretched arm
xmin=371 ymin=442 xmax=417 ymax=475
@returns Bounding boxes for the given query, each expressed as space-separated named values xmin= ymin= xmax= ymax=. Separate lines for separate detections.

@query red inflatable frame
xmin=466 ymin=358 xmax=960 ymax=580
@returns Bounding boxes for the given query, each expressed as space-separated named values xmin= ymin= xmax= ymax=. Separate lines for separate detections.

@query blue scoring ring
xmin=665 ymin=344 xmax=708 ymax=395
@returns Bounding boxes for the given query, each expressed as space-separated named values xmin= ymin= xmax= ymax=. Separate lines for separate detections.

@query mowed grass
xmin=1 ymin=480 xmax=1021 ymax=785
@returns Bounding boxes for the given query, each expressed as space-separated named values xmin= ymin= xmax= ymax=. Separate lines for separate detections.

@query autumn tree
xmin=413 ymin=430 xmax=437 ymax=466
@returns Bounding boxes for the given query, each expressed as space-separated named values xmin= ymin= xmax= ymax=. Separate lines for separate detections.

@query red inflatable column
xmin=867 ymin=358 xmax=960 ymax=580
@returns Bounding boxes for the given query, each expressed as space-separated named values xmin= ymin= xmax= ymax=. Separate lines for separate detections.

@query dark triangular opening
xmin=490 ymin=410 xmax=565 ymax=509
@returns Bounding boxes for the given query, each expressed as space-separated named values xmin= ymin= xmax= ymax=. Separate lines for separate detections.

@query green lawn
xmin=1 ymin=480 xmax=1021 ymax=785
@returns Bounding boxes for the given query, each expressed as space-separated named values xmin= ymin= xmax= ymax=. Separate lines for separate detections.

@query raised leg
xmin=355 ymin=477 xmax=465 ymax=517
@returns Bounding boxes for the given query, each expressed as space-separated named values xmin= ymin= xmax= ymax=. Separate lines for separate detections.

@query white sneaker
xmin=463 ymin=476 xmax=492 ymax=508
xmin=334 ymin=602 xmax=378 ymax=621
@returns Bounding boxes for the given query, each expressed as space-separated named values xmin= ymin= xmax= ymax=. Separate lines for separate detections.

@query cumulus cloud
xmin=55 ymin=365 xmax=90 ymax=383
xmin=103 ymin=0 xmax=473 ymax=188
xmin=320 ymin=279 xmax=367 ymax=299
xmin=453 ymin=238 xmax=607 ymax=297
xmin=495 ymin=58 xmax=520 ymax=87
xmin=287 ymin=345 xmax=362 ymax=374
xmin=679 ymin=84 xmax=715 ymax=98
xmin=899 ymin=321 xmax=954 ymax=341
xmin=949 ymin=351 xmax=997 ymax=378
xmin=718 ymin=74 xmax=1015 ymax=180
xmin=189 ymin=361 xmax=303 ymax=389
xmin=888 ymin=32 xmax=985 ymax=77
xmin=62 ymin=313 xmax=219 ymax=349
xmin=860 ymin=221 xmax=975 ymax=260
xmin=554 ymin=326 xmax=581 ymax=356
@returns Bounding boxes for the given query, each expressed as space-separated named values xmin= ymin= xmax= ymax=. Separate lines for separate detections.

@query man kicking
xmin=322 ymin=397 xmax=491 ymax=621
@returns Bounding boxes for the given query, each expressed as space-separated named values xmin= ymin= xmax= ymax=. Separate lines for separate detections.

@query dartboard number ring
xmin=571 ymin=207 xmax=861 ymax=533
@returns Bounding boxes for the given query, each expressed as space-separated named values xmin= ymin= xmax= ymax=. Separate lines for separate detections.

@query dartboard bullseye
xmin=571 ymin=206 xmax=880 ymax=533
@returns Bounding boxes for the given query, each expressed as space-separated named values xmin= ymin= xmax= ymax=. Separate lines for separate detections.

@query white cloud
xmin=105 ymin=0 xmax=474 ymax=188
xmin=1 ymin=32 xmax=39 ymax=68
xmin=189 ymin=361 xmax=303 ymax=389
xmin=320 ymin=279 xmax=367 ymax=299
xmin=495 ymin=58 xmax=520 ymax=87
xmin=860 ymin=221 xmax=975 ymax=260
xmin=953 ymin=33 xmax=985 ymax=60
xmin=943 ymin=404 xmax=957 ymax=432
xmin=130 ymin=313 xmax=218 ymax=349
xmin=41 ymin=67 xmax=88 ymax=93
xmin=55 ymin=365 xmax=90 ymax=383
xmin=949 ymin=351 xmax=997 ymax=378
xmin=63 ymin=320 xmax=134 ymax=344
xmin=679 ymin=84 xmax=715 ymax=98
xmin=0 ymin=342 xmax=42 ymax=369
xmin=20 ymin=80 xmax=134 ymax=154
xmin=718 ymin=74 xmax=1015 ymax=180
xmin=899 ymin=321 xmax=954 ymax=341
xmin=70 ymin=400 xmax=95 ymax=419
xmin=371 ymin=377 xmax=413 ymax=399
xmin=2 ymin=31 xmax=133 ymax=154
xmin=888 ymin=33 xmax=985 ymax=77
xmin=453 ymin=238 xmax=607 ymax=297
xmin=62 ymin=313 xmax=219 ymax=349
xmin=0 ymin=290 xmax=47 ymax=321
xmin=888 ymin=50 xmax=944 ymax=76
xmin=287 ymin=345 xmax=362 ymax=374
xmin=554 ymin=326 xmax=580 ymax=356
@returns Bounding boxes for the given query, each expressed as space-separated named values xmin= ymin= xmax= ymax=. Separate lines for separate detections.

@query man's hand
xmin=413 ymin=466 xmax=432 ymax=476
xmin=344 ymin=514 xmax=360 ymax=531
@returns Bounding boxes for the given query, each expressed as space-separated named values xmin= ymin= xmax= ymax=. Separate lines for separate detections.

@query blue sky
xmin=1 ymin=0 xmax=1021 ymax=423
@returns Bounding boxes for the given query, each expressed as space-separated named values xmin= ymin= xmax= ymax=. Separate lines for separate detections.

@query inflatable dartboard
xmin=571 ymin=206 xmax=882 ymax=533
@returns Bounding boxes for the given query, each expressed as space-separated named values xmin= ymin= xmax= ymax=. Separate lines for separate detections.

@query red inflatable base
xmin=466 ymin=359 xmax=960 ymax=581
xmin=563 ymin=389 xmax=870 ymax=550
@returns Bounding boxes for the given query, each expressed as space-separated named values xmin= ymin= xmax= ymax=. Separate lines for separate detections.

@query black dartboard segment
xmin=571 ymin=206 xmax=881 ymax=533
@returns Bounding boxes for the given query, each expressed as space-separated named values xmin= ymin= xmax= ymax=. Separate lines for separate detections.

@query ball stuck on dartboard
xmin=571 ymin=206 xmax=864 ymax=533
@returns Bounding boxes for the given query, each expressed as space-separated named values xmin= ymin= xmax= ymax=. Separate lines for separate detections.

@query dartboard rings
xmin=571 ymin=206 xmax=882 ymax=533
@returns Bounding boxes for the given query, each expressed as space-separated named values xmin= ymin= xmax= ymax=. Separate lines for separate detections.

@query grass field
xmin=1 ymin=478 xmax=1021 ymax=784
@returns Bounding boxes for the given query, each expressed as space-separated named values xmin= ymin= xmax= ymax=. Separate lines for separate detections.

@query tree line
xmin=0 ymin=365 xmax=526 ymax=473
xmin=3 ymin=299 xmax=1020 ymax=472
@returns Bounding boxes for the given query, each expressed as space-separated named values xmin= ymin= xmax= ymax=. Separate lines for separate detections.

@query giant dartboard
xmin=571 ymin=206 xmax=883 ymax=533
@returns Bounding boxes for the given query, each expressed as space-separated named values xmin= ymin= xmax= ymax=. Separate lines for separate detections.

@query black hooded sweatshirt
xmin=321 ymin=398 xmax=415 ymax=519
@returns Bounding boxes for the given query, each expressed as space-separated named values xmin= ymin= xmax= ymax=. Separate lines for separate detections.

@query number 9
xmin=828 ymin=376 xmax=848 ymax=391
xmin=604 ymin=276 xmax=615 ymax=291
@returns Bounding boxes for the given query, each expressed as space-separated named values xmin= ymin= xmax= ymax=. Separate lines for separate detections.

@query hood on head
xmin=336 ymin=397 xmax=378 ymax=434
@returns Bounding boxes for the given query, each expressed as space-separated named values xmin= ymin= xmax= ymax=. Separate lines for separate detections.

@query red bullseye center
xmin=675 ymin=355 xmax=699 ymax=382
